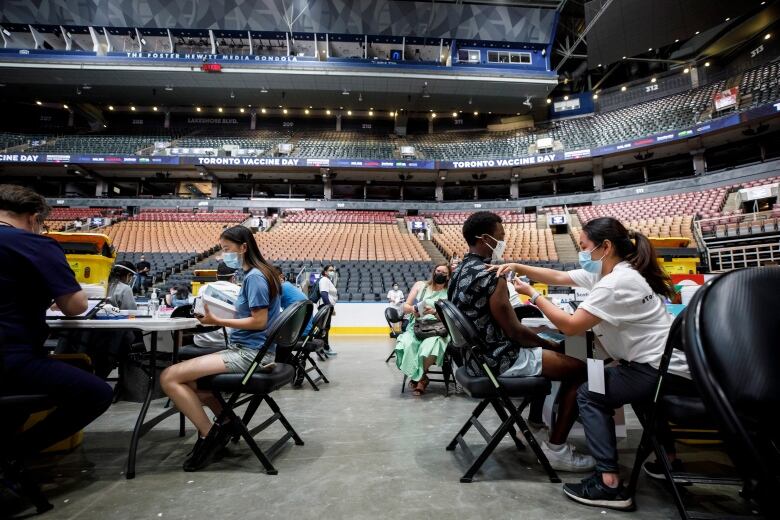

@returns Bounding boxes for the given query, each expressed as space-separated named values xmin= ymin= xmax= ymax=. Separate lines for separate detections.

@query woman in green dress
xmin=394 ymin=263 xmax=451 ymax=395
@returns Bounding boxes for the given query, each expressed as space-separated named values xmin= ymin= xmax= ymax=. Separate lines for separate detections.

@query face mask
xmin=327 ymin=270 xmax=335 ymax=276
xmin=433 ymin=273 xmax=448 ymax=284
xmin=578 ymin=245 xmax=606 ymax=274
xmin=223 ymin=252 xmax=241 ymax=269
xmin=482 ymin=234 xmax=506 ymax=262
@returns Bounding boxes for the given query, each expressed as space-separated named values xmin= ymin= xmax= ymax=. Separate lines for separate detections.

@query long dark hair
xmin=220 ymin=225 xmax=280 ymax=300
xmin=582 ymin=217 xmax=673 ymax=299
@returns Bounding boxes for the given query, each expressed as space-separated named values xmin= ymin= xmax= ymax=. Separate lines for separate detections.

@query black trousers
xmin=576 ymin=361 xmax=697 ymax=473
xmin=1 ymin=348 xmax=113 ymax=459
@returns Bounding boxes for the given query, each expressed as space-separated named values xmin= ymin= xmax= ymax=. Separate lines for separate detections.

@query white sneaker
xmin=541 ymin=441 xmax=596 ymax=472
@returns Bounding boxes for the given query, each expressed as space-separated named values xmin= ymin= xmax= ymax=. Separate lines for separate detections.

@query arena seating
xmin=433 ymin=223 xmax=558 ymax=262
xmin=0 ymin=132 xmax=51 ymax=151
xmin=290 ymin=131 xmax=396 ymax=159
xmin=739 ymin=61 xmax=780 ymax=109
xmin=283 ymin=210 xmax=397 ymax=224
xmin=255 ymin=222 xmax=429 ymax=261
xmin=172 ymin=130 xmax=290 ymax=154
xmin=30 ymin=135 xmax=173 ymax=155
xmin=430 ymin=211 xmax=536 ymax=225
xmin=131 ymin=210 xmax=248 ymax=222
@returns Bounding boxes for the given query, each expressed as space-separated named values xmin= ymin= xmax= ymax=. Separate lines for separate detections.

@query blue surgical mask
xmin=223 ymin=252 xmax=241 ymax=269
xmin=578 ymin=245 xmax=605 ymax=274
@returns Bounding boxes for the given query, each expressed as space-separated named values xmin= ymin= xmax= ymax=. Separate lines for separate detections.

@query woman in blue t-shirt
xmin=160 ymin=225 xmax=281 ymax=471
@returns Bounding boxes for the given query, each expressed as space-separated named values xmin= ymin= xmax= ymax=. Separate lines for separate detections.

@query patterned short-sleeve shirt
xmin=448 ymin=253 xmax=519 ymax=373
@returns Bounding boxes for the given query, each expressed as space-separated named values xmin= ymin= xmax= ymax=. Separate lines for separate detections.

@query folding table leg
xmin=127 ymin=331 xmax=157 ymax=479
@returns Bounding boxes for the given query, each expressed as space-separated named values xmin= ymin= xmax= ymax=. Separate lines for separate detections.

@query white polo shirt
xmin=569 ymin=262 xmax=690 ymax=379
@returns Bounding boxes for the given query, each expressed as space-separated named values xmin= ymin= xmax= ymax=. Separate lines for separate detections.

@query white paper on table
xmin=587 ymin=358 xmax=606 ymax=394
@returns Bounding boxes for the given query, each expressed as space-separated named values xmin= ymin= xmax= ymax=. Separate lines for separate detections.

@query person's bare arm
xmin=487 ymin=263 xmax=575 ymax=286
xmin=55 ymin=290 xmax=88 ymax=316
xmin=488 ymin=277 xmax=554 ymax=349
xmin=403 ymin=282 xmax=422 ymax=315
xmin=513 ymin=278 xmax=602 ymax=336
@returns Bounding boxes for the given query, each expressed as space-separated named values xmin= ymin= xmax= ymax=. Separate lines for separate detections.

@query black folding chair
xmin=170 ymin=304 xmax=228 ymax=360
xmin=384 ymin=307 xmax=403 ymax=362
xmin=435 ymin=300 xmax=559 ymax=484
xmin=624 ymin=308 xmax=741 ymax=518
xmin=195 ymin=300 xmax=314 ymax=474
xmin=671 ymin=268 xmax=778 ymax=518
xmin=285 ymin=304 xmax=333 ymax=391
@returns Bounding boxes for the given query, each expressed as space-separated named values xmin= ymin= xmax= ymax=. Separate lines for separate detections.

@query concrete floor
xmin=4 ymin=336 xmax=748 ymax=519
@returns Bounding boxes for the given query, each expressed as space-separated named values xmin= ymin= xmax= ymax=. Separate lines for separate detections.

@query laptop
xmin=46 ymin=298 xmax=106 ymax=320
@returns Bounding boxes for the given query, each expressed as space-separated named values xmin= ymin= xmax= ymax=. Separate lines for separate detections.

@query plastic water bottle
xmin=149 ymin=289 xmax=159 ymax=318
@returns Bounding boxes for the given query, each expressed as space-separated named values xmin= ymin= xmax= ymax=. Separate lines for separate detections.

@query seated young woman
xmin=393 ymin=263 xmax=451 ymax=396
xmin=160 ymin=225 xmax=281 ymax=472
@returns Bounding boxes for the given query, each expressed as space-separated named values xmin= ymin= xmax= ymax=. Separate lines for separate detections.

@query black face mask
xmin=433 ymin=273 xmax=448 ymax=284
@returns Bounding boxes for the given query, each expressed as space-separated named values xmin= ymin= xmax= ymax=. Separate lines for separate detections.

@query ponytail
xmin=220 ymin=225 xmax=280 ymax=300
xmin=582 ymin=217 xmax=673 ymax=299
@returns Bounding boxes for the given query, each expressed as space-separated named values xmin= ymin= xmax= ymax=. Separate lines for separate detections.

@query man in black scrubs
xmin=0 ymin=185 xmax=112 ymax=464
xmin=135 ymin=255 xmax=151 ymax=294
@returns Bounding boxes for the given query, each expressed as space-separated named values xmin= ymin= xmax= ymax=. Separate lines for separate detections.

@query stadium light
xmin=473 ymin=111 xmax=478 ymax=116
xmin=239 ymin=108 xmax=245 ymax=113
xmin=452 ymin=112 xmax=457 ymax=117
xmin=326 ymin=109 xmax=331 ymax=115
xmin=152 ymin=106 xmax=158 ymax=111
xmin=130 ymin=106 xmax=136 ymax=111
xmin=765 ymin=33 xmax=772 ymax=40
xmin=164 ymin=86 xmax=174 ymax=91
xmin=305 ymin=109 xmax=310 ymax=114
xmin=621 ymin=86 xmax=627 ymax=91
xmin=36 ymin=101 xmax=42 ymax=106
xmin=368 ymin=110 xmax=373 ymax=116
xmin=347 ymin=110 xmax=352 ymax=115
xmin=725 ymin=17 xmax=730 ymax=21
xmin=218 ymin=107 xmax=223 ymax=113
xmin=695 ymin=31 xmax=700 ymax=35
xmin=283 ymin=108 xmax=288 ymax=114
xmin=683 ymin=67 xmax=690 ymax=73
xmin=592 ymin=94 xmax=598 ymax=100
xmin=675 ymin=39 xmax=680 ymax=43
xmin=650 ymin=77 xmax=657 ymax=83
xmin=546 ymin=98 xmax=551 ymax=104
xmin=704 ymin=61 xmax=710 ymax=67
xmin=196 ymin=107 xmax=202 ymax=112
xmin=63 ymin=104 xmax=69 ymax=109
xmin=622 ymin=56 xmax=626 ymax=59
xmin=260 ymin=87 xmax=269 ymax=93
xmin=261 ymin=108 xmax=267 ymax=114
xmin=431 ymin=113 xmax=436 ymax=118
xmin=563 ymin=95 xmax=569 ymax=100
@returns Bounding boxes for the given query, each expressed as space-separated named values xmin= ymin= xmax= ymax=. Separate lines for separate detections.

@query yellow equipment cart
xmin=46 ymin=232 xmax=116 ymax=297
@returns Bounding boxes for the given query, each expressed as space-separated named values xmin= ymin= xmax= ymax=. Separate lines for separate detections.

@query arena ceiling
xmin=0 ymin=63 xmax=557 ymax=115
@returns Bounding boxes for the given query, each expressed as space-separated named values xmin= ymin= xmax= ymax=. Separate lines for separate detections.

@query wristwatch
xmin=530 ymin=291 xmax=542 ymax=305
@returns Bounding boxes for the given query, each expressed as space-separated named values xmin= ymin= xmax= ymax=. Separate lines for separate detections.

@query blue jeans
xmin=576 ymin=361 xmax=696 ymax=473
xmin=1 ymin=348 xmax=113 ymax=458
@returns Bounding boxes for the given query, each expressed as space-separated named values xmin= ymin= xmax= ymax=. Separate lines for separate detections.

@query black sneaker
xmin=183 ymin=425 xmax=231 ymax=472
xmin=643 ymin=458 xmax=687 ymax=482
xmin=563 ymin=473 xmax=634 ymax=511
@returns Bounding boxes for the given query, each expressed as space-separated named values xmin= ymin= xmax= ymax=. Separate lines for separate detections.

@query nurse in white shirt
xmin=490 ymin=216 xmax=695 ymax=512
xmin=318 ymin=265 xmax=339 ymax=356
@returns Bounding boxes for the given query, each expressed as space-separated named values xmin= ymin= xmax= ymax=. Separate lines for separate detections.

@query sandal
xmin=413 ymin=376 xmax=429 ymax=396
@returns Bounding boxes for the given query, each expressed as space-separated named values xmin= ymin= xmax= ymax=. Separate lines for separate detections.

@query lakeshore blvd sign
xmin=116 ymin=52 xmax=310 ymax=62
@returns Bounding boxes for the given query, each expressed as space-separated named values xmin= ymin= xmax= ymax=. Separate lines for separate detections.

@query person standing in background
xmin=135 ymin=255 xmax=151 ymax=295
xmin=318 ymin=265 xmax=338 ymax=357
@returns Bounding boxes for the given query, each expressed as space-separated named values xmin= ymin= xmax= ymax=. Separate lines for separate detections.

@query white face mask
xmin=482 ymin=234 xmax=506 ymax=262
